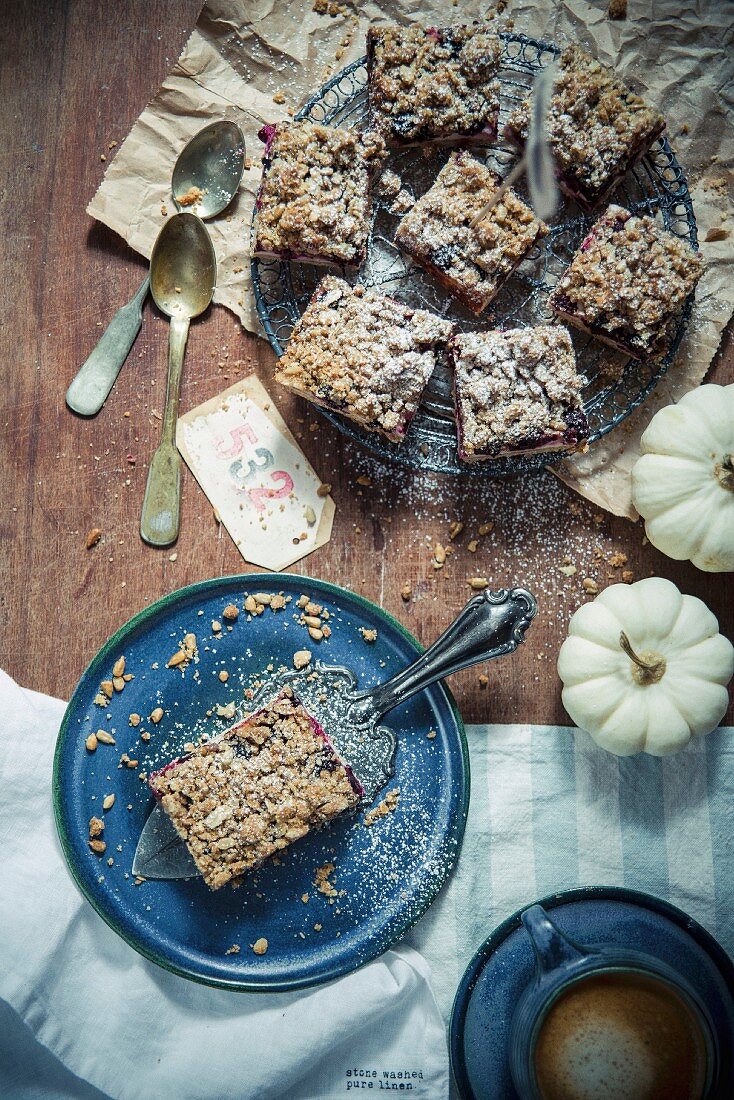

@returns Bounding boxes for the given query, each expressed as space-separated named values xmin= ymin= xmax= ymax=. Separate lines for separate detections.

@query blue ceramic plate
xmin=54 ymin=574 xmax=469 ymax=992
xmin=450 ymin=887 xmax=734 ymax=1100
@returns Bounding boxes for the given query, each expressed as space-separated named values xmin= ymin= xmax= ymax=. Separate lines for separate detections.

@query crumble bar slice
xmin=394 ymin=150 xmax=548 ymax=315
xmin=504 ymin=45 xmax=666 ymax=210
xmin=148 ymin=688 xmax=362 ymax=890
xmin=451 ymin=326 xmax=589 ymax=461
xmin=275 ymin=276 xmax=453 ymax=443
xmin=548 ymin=204 xmax=704 ymax=360
xmin=252 ymin=121 xmax=385 ymax=268
xmin=367 ymin=22 xmax=501 ymax=146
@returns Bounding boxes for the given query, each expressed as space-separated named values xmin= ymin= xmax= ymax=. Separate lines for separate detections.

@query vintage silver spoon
xmin=139 ymin=213 xmax=216 ymax=547
xmin=66 ymin=120 xmax=244 ymax=417
xmin=132 ymin=587 xmax=537 ymax=880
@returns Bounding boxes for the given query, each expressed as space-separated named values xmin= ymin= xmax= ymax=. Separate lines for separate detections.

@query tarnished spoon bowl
xmin=139 ymin=213 xmax=216 ymax=547
xmin=172 ymin=120 xmax=246 ymax=219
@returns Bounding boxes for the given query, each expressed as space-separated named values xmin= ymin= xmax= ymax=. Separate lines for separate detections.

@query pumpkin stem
xmin=716 ymin=453 xmax=734 ymax=493
xmin=619 ymin=632 xmax=667 ymax=686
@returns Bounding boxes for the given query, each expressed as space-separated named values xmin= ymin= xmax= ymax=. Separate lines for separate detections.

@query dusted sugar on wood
xmin=549 ymin=204 xmax=704 ymax=360
xmin=451 ymin=326 xmax=589 ymax=461
xmin=505 ymin=45 xmax=665 ymax=209
xmin=275 ymin=276 xmax=453 ymax=443
xmin=394 ymin=150 xmax=547 ymax=314
xmin=148 ymin=688 xmax=362 ymax=890
xmin=252 ymin=121 xmax=385 ymax=267
xmin=367 ymin=22 xmax=501 ymax=146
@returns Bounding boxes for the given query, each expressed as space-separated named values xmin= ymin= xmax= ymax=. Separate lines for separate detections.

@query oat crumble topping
xmin=253 ymin=121 xmax=385 ymax=267
xmin=451 ymin=326 xmax=589 ymax=460
xmin=505 ymin=45 xmax=665 ymax=208
xmin=275 ymin=276 xmax=453 ymax=442
xmin=394 ymin=150 xmax=547 ymax=314
xmin=367 ymin=22 xmax=501 ymax=145
xmin=149 ymin=689 xmax=361 ymax=890
xmin=548 ymin=204 xmax=704 ymax=359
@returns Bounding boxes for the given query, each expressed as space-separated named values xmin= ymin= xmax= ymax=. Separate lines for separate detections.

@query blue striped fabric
xmin=405 ymin=723 xmax=734 ymax=1025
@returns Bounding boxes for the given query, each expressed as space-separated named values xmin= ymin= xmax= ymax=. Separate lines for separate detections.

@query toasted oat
xmin=293 ymin=649 xmax=312 ymax=670
xmin=95 ymin=729 xmax=116 ymax=745
xmin=478 ymin=674 xmax=489 ymax=688
xmin=89 ymin=839 xmax=106 ymax=855
xmin=223 ymin=603 xmax=240 ymax=621
xmin=100 ymin=680 xmax=114 ymax=699
xmin=103 ymin=794 xmax=116 ymax=811
xmin=253 ymin=938 xmax=268 ymax=955
xmin=317 ymin=483 xmax=331 ymax=497
xmin=113 ymin=677 xmax=125 ymax=692
xmin=401 ymin=583 xmax=412 ymax=601
xmin=167 ymin=651 xmax=186 ymax=668
xmin=468 ymin=577 xmax=488 ymax=590
xmin=112 ymin=656 xmax=126 ymax=678
xmin=212 ymin=619 xmax=222 ymax=633
xmin=85 ymin=527 xmax=102 ymax=549
xmin=150 ymin=707 xmax=164 ymax=724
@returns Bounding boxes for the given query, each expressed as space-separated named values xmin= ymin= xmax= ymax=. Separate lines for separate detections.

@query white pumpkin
xmin=557 ymin=577 xmax=734 ymax=756
xmin=631 ymin=384 xmax=734 ymax=572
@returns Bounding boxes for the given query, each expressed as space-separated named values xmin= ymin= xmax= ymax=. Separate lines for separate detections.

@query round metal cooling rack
xmin=251 ymin=33 xmax=699 ymax=477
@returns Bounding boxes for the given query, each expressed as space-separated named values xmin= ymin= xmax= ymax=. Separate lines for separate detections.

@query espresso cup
xmin=509 ymin=904 xmax=718 ymax=1100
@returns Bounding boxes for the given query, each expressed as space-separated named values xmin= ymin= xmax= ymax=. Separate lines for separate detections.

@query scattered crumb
xmin=223 ymin=604 xmax=239 ymax=622
xmin=427 ymin=729 xmax=437 ymax=740
xmin=293 ymin=649 xmax=312 ymax=670
xmin=225 ymin=943 xmax=241 ymax=955
xmin=582 ymin=578 xmax=599 ymax=594
xmin=176 ymin=185 xmax=204 ymax=207
xmin=364 ymin=788 xmax=401 ymax=826
xmin=401 ymin=582 xmax=412 ymax=602
xmin=478 ymin=674 xmax=489 ymax=688
xmin=273 ymin=91 xmax=286 ymax=105
xmin=559 ymin=564 xmax=577 ymax=576
xmin=705 ymin=226 xmax=729 ymax=242
xmin=359 ymin=627 xmax=378 ymax=643
xmin=218 ymin=670 xmax=229 ymax=682
xmin=85 ymin=527 xmax=102 ymax=549
xmin=621 ymin=569 xmax=635 ymax=583
xmin=314 ymin=862 xmax=338 ymax=898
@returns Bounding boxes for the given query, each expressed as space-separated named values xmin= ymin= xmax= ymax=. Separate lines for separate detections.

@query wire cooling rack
xmin=251 ymin=33 xmax=699 ymax=477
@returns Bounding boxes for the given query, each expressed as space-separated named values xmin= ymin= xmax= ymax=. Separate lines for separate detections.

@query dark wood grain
xmin=1 ymin=0 xmax=731 ymax=726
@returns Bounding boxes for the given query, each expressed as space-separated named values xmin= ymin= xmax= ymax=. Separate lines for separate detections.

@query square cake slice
xmin=504 ymin=45 xmax=666 ymax=210
xmin=149 ymin=689 xmax=362 ymax=890
xmin=548 ymin=204 xmax=704 ymax=360
xmin=394 ymin=150 xmax=547 ymax=315
xmin=275 ymin=276 xmax=453 ymax=443
xmin=367 ymin=22 xmax=501 ymax=146
xmin=252 ymin=121 xmax=385 ymax=268
xmin=451 ymin=326 xmax=589 ymax=461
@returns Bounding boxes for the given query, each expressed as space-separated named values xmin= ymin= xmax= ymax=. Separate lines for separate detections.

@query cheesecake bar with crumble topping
xmin=451 ymin=326 xmax=589 ymax=461
xmin=548 ymin=204 xmax=704 ymax=360
xmin=367 ymin=22 xmax=501 ymax=146
xmin=504 ymin=45 xmax=666 ymax=210
xmin=275 ymin=276 xmax=453 ymax=443
xmin=394 ymin=150 xmax=548 ymax=315
xmin=252 ymin=120 xmax=385 ymax=268
xmin=148 ymin=689 xmax=362 ymax=890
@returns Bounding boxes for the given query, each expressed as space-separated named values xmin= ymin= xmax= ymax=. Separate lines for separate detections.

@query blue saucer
xmin=54 ymin=574 xmax=469 ymax=991
xmin=450 ymin=887 xmax=734 ymax=1100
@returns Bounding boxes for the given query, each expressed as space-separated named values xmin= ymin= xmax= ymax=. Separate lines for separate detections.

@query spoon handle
xmin=65 ymin=276 xmax=150 ymax=416
xmin=351 ymin=588 xmax=537 ymax=721
xmin=140 ymin=314 xmax=190 ymax=547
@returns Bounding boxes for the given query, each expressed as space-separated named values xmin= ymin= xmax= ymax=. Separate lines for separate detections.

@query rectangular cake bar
xmin=548 ymin=204 xmax=704 ymax=360
xmin=504 ymin=45 xmax=666 ymax=210
xmin=275 ymin=276 xmax=453 ymax=443
xmin=451 ymin=325 xmax=589 ymax=461
xmin=149 ymin=689 xmax=362 ymax=890
xmin=394 ymin=150 xmax=548 ymax=315
xmin=367 ymin=22 xmax=501 ymax=146
xmin=252 ymin=120 xmax=385 ymax=268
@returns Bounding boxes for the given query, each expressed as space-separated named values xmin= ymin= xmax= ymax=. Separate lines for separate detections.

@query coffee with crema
xmin=533 ymin=969 xmax=709 ymax=1100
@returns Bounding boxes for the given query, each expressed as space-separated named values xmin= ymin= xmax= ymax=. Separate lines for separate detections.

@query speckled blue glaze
xmin=54 ymin=574 xmax=469 ymax=992
xmin=450 ymin=888 xmax=734 ymax=1100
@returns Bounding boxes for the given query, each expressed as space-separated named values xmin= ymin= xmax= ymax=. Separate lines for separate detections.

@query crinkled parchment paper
xmin=87 ymin=0 xmax=733 ymax=517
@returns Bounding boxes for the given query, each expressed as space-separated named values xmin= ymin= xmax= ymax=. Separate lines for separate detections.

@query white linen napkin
xmin=0 ymin=670 xmax=449 ymax=1100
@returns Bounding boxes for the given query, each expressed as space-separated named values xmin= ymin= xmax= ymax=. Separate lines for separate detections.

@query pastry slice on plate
xmin=548 ymin=204 xmax=704 ymax=360
xmin=451 ymin=325 xmax=589 ymax=461
xmin=367 ymin=22 xmax=501 ymax=146
xmin=149 ymin=688 xmax=362 ymax=890
xmin=394 ymin=150 xmax=548 ymax=315
xmin=252 ymin=120 xmax=385 ymax=269
xmin=504 ymin=45 xmax=666 ymax=210
xmin=275 ymin=275 xmax=453 ymax=443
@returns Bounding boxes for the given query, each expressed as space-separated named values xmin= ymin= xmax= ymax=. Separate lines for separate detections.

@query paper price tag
xmin=177 ymin=376 xmax=334 ymax=570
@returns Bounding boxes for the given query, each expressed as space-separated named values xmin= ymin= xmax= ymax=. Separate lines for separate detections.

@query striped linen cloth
xmin=407 ymin=723 xmax=734 ymax=1026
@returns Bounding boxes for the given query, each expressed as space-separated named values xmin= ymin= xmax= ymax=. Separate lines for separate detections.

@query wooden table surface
xmin=2 ymin=0 xmax=732 ymax=726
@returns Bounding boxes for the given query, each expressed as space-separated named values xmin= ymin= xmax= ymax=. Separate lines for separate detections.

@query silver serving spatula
xmin=132 ymin=587 xmax=537 ymax=880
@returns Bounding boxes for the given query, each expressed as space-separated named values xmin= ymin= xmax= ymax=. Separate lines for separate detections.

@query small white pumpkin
xmin=557 ymin=577 xmax=734 ymax=756
xmin=631 ymin=384 xmax=734 ymax=572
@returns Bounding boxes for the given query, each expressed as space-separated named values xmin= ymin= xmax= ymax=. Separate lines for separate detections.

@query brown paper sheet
xmin=87 ymin=0 xmax=733 ymax=518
